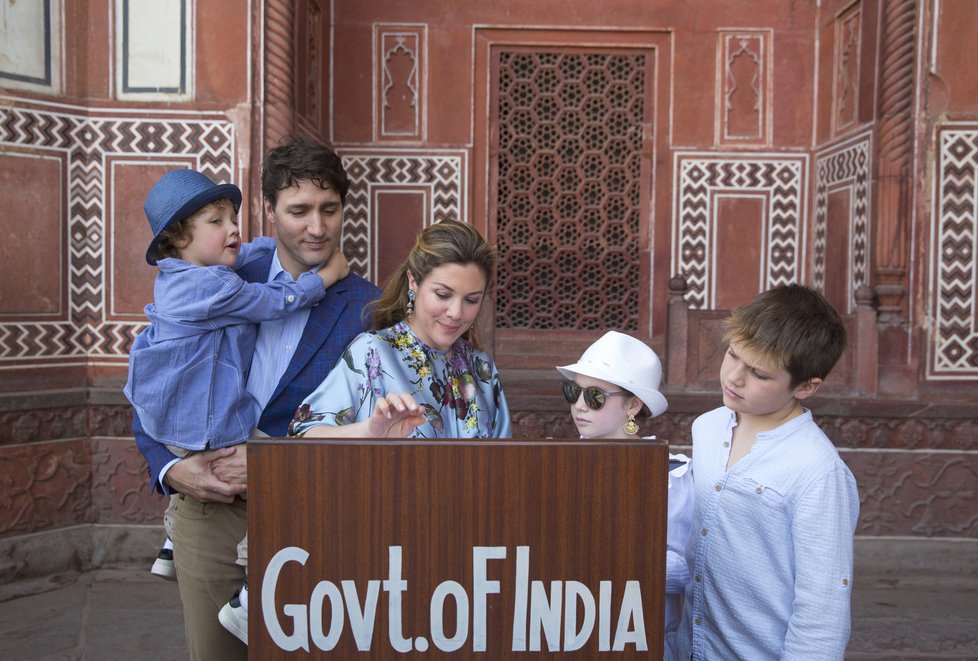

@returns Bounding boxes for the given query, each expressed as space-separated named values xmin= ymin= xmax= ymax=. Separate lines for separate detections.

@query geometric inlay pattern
xmin=929 ymin=126 xmax=978 ymax=378
xmin=341 ymin=149 xmax=465 ymax=284
xmin=673 ymin=152 xmax=808 ymax=309
xmin=813 ymin=130 xmax=872 ymax=312
xmin=493 ymin=50 xmax=648 ymax=331
xmin=0 ymin=97 xmax=235 ymax=364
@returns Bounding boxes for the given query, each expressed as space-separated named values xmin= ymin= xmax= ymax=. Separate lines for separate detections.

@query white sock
xmin=239 ymin=583 xmax=249 ymax=613
xmin=163 ymin=537 xmax=174 ymax=551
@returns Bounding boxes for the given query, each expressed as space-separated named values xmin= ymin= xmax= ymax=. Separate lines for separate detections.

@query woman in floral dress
xmin=289 ymin=219 xmax=510 ymax=439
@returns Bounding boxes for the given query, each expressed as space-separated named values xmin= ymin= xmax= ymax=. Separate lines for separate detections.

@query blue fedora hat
xmin=143 ymin=169 xmax=242 ymax=265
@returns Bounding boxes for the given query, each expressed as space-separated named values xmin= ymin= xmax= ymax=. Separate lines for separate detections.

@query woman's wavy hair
xmin=369 ymin=219 xmax=496 ymax=350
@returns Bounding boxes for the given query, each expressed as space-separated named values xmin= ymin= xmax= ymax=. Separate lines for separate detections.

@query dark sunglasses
xmin=560 ymin=379 xmax=629 ymax=410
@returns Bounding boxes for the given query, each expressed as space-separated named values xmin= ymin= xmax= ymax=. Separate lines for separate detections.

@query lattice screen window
xmin=493 ymin=50 xmax=646 ymax=331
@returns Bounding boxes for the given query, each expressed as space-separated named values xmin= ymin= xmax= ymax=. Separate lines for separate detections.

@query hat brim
xmin=556 ymin=363 xmax=669 ymax=417
xmin=145 ymin=183 xmax=242 ymax=265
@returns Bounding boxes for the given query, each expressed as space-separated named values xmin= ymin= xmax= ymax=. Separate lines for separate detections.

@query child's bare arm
xmin=317 ymin=247 xmax=350 ymax=289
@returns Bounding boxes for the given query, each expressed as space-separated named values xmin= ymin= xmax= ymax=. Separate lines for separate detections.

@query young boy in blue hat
xmin=668 ymin=285 xmax=859 ymax=660
xmin=125 ymin=168 xmax=348 ymax=582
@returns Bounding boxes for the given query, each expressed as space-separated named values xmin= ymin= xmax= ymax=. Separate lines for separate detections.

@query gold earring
xmin=623 ymin=414 xmax=639 ymax=435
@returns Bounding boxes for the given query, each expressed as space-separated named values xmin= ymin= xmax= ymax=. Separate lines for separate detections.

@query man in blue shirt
xmin=133 ymin=136 xmax=379 ymax=660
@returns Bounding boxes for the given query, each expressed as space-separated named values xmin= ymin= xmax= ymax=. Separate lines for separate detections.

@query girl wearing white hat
xmin=556 ymin=330 xmax=693 ymax=638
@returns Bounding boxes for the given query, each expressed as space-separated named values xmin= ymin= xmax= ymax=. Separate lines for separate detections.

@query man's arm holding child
xmin=133 ymin=411 xmax=246 ymax=501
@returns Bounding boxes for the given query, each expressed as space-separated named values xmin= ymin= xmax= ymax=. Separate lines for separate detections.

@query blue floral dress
xmin=288 ymin=321 xmax=511 ymax=438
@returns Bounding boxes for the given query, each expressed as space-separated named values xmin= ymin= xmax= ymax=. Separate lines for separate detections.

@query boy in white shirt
xmin=669 ymin=285 xmax=859 ymax=660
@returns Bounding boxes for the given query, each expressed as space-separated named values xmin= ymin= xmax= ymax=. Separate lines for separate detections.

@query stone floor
xmin=0 ymin=564 xmax=976 ymax=660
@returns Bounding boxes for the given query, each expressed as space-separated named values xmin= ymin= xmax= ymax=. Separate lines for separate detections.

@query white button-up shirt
xmin=671 ymin=407 xmax=859 ymax=660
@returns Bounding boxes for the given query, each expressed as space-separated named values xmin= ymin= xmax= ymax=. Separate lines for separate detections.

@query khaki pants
xmin=171 ymin=494 xmax=248 ymax=661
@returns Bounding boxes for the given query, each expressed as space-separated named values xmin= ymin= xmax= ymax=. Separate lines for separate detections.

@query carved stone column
xmin=264 ymin=0 xmax=297 ymax=152
xmin=872 ymin=0 xmax=918 ymax=395
xmin=873 ymin=0 xmax=916 ymax=323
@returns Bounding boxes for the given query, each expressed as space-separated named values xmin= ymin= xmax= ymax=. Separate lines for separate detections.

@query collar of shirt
xmin=722 ymin=406 xmax=814 ymax=445
xmin=268 ymin=248 xmax=288 ymax=282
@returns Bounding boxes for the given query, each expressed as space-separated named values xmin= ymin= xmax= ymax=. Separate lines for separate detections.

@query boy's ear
xmin=793 ymin=377 xmax=823 ymax=401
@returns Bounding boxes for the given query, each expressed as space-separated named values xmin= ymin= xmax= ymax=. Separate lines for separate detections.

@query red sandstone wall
xmin=0 ymin=0 xmax=254 ymax=538
xmin=0 ymin=0 xmax=975 ymax=547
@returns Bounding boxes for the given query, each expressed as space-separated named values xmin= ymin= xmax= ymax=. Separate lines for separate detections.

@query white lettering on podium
xmin=472 ymin=546 xmax=506 ymax=651
xmin=262 ymin=546 xmax=310 ymax=652
xmin=430 ymin=580 xmax=468 ymax=651
xmin=613 ymin=580 xmax=648 ymax=652
xmin=511 ymin=545 xmax=530 ymax=651
xmin=261 ymin=545 xmax=648 ymax=653
xmin=309 ymin=579 xmax=343 ymax=650
xmin=383 ymin=546 xmax=411 ymax=653
xmin=564 ymin=580 xmax=596 ymax=651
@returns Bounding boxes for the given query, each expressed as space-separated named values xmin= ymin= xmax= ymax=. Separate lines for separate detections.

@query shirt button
xmin=714 ymin=483 xmax=721 ymax=492
xmin=722 ymin=441 xmax=730 ymax=447
xmin=694 ymin=618 xmax=702 ymax=625
xmin=755 ymin=486 xmax=763 ymax=494
xmin=695 ymin=575 xmax=702 ymax=582
xmin=701 ymin=528 xmax=708 ymax=536
xmin=842 ymin=578 xmax=849 ymax=586
xmin=286 ymin=294 xmax=296 ymax=303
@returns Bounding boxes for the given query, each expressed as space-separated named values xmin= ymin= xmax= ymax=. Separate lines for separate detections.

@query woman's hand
xmin=301 ymin=392 xmax=426 ymax=438
xmin=367 ymin=392 xmax=426 ymax=437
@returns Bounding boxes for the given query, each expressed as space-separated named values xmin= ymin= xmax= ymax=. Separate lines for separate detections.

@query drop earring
xmin=623 ymin=414 xmax=639 ymax=435
xmin=406 ymin=289 xmax=416 ymax=317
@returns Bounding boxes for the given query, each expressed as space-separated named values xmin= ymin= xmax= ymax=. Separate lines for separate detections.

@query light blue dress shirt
xmin=245 ymin=250 xmax=312 ymax=412
xmin=670 ymin=407 xmax=859 ymax=661
xmin=289 ymin=320 xmax=511 ymax=439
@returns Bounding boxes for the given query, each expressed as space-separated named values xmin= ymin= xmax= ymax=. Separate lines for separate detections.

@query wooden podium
xmin=248 ymin=438 xmax=668 ymax=659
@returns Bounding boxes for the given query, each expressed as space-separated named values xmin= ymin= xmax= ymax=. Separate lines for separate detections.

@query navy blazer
xmin=132 ymin=251 xmax=380 ymax=492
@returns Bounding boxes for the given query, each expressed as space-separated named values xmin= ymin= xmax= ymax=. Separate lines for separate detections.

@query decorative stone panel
xmin=832 ymin=4 xmax=862 ymax=136
xmin=0 ymin=0 xmax=61 ymax=94
xmin=341 ymin=149 xmax=466 ymax=283
xmin=930 ymin=125 xmax=978 ymax=378
xmin=813 ymin=130 xmax=872 ymax=312
xmin=115 ymin=0 xmax=193 ymax=101
xmin=0 ymin=439 xmax=92 ymax=535
xmin=845 ymin=450 xmax=978 ymax=538
xmin=0 ymin=98 xmax=236 ymax=366
xmin=374 ymin=24 xmax=427 ymax=143
xmin=0 ymin=405 xmax=88 ymax=447
xmin=716 ymin=30 xmax=771 ymax=146
xmin=493 ymin=49 xmax=650 ymax=331
xmin=673 ymin=152 xmax=808 ymax=309
xmin=91 ymin=437 xmax=166 ymax=525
